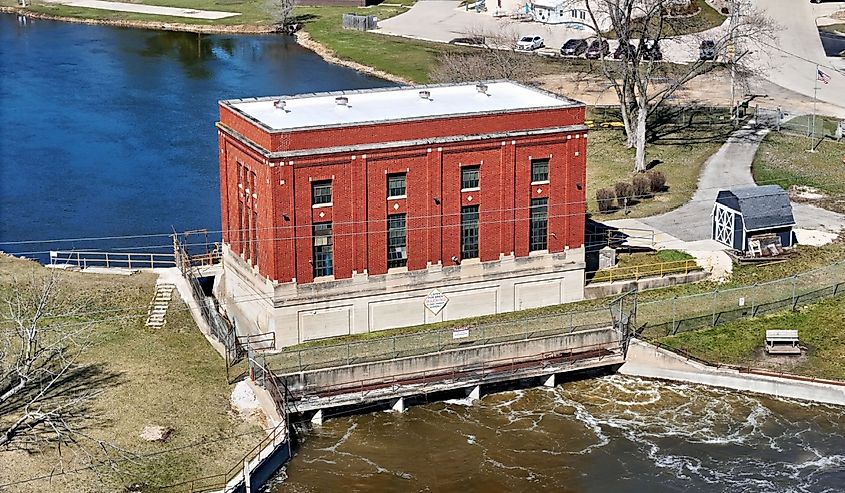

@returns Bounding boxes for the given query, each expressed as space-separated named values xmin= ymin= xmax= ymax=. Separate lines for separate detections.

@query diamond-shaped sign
xmin=424 ymin=289 xmax=449 ymax=315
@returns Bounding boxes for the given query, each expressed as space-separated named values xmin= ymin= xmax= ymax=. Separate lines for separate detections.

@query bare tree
xmin=265 ymin=0 xmax=297 ymax=31
xmin=0 ymin=271 xmax=99 ymax=451
xmin=580 ymin=0 xmax=773 ymax=171
xmin=429 ymin=26 xmax=537 ymax=84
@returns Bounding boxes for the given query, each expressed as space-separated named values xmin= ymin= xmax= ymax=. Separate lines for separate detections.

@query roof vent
xmin=419 ymin=90 xmax=431 ymax=101
xmin=273 ymin=100 xmax=287 ymax=111
xmin=335 ymin=96 xmax=349 ymax=107
xmin=476 ymin=83 xmax=489 ymax=95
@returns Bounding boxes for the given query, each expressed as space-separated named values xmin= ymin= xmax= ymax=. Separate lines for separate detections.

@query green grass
xmin=661 ymin=295 xmax=845 ymax=380
xmin=295 ymin=4 xmax=454 ymax=83
xmin=587 ymin=122 xmax=729 ymax=218
xmin=0 ymin=255 xmax=260 ymax=492
xmin=2 ymin=0 xmax=274 ymax=25
xmin=752 ymin=127 xmax=845 ymax=214
xmin=605 ymin=0 xmax=726 ymax=39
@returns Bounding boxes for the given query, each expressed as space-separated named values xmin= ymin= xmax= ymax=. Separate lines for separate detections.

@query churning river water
xmin=274 ymin=375 xmax=845 ymax=493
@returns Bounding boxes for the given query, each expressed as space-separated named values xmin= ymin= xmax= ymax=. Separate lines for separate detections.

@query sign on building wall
xmin=424 ymin=289 xmax=449 ymax=315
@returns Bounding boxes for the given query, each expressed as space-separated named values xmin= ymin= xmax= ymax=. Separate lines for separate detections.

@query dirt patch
xmin=750 ymin=346 xmax=809 ymax=373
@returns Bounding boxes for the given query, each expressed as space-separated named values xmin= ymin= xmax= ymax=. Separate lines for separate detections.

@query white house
xmin=528 ymin=0 xmax=690 ymax=31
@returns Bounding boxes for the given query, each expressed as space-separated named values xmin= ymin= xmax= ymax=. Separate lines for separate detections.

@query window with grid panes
xmin=529 ymin=198 xmax=548 ymax=252
xmin=531 ymin=158 xmax=549 ymax=183
xmin=311 ymin=180 xmax=332 ymax=206
xmin=312 ymin=222 xmax=333 ymax=277
xmin=461 ymin=205 xmax=479 ymax=260
xmin=387 ymin=173 xmax=406 ymax=198
xmin=387 ymin=214 xmax=407 ymax=268
xmin=461 ymin=165 xmax=480 ymax=190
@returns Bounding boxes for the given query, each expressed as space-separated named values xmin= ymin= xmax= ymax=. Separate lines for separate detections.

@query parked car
xmin=699 ymin=40 xmax=716 ymax=60
xmin=449 ymin=36 xmax=485 ymax=46
xmin=613 ymin=42 xmax=636 ymax=60
xmin=585 ymin=39 xmax=610 ymax=59
xmin=560 ymin=38 xmax=588 ymax=56
xmin=516 ymin=36 xmax=544 ymax=51
xmin=642 ymin=41 xmax=663 ymax=61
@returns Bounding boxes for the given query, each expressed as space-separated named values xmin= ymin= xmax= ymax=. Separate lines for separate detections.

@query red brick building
xmin=216 ymin=81 xmax=588 ymax=347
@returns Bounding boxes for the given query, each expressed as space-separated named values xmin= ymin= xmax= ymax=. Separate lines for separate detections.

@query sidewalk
xmin=42 ymin=0 xmax=241 ymax=19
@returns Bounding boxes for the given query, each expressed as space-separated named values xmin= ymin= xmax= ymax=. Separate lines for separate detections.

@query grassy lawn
xmin=2 ymin=0 xmax=274 ymax=26
xmin=586 ymin=121 xmax=729 ymax=219
xmin=295 ymin=4 xmax=454 ymax=83
xmin=605 ymin=0 xmax=726 ymax=39
xmin=752 ymin=124 xmax=845 ymax=214
xmin=753 ymin=133 xmax=845 ymax=193
xmin=0 ymin=255 xmax=260 ymax=492
xmin=660 ymin=295 xmax=845 ymax=380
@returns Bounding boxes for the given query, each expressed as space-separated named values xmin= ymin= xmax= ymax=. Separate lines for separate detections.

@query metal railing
xmin=268 ymin=259 xmax=845 ymax=376
xmin=49 ymin=250 xmax=175 ymax=269
xmin=590 ymin=259 xmax=700 ymax=284
xmin=284 ymin=340 xmax=621 ymax=399
xmin=267 ymin=312 xmax=615 ymax=375
xmin=158 ymin=419 xmax=289 ymax=493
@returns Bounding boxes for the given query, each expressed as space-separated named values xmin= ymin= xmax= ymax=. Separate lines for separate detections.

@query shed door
xmin=714 ymin=205 xmax=734 ymax=247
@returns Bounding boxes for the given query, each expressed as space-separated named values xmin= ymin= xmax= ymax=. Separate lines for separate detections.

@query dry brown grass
xmin=0 ymin=255 xmax=261 ymax=493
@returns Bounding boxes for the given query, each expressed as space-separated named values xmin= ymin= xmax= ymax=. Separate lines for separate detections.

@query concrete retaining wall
xmin=584 ymin=271 xmax=710 ymax=299
xmin=281 ymin=326 xmax=619 ymax=393
xmin=620 ymin=339 xmax=845 ymax=406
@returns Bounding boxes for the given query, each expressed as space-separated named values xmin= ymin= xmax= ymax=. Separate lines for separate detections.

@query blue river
xmin=0 ymin=14 xmax=390 ymax=259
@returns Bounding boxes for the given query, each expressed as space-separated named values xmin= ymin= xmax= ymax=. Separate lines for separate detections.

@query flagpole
xmin=809 ymin=64 xmax=819 ymax=153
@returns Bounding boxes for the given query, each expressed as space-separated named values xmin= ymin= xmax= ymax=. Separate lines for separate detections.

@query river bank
xmin=3 ymin=2 xmax=432 ymax=82
xmin=0 ymin=5 xmax=275 ymax=32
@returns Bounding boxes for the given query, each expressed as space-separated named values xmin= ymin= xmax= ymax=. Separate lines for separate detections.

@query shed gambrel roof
xmin=716 ymin=185 xmax=795 ymax=232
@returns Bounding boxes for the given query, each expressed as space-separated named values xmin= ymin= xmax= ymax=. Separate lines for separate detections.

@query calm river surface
xmin=276 ymin=375 xmax=845 ymax=493
xmin=0 ymin=14 xmax=389 ymax=258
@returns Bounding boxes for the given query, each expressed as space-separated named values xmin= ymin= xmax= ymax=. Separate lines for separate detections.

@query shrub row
xmin=596 ymin=170 xmax=666 ymax=212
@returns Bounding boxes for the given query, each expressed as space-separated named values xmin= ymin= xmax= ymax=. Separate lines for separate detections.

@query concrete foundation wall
xmin=219 ymin=246 xmax=587 ymax=347
xmin=280 ymin=326 xmax=619 ymax=392
xmin=620 ymin=339 xmax=845 ymax=406
xmin=584 ymin=271 xmax=710 ymax=299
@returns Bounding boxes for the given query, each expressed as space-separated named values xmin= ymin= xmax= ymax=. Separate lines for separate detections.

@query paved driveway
xmin=610 ymin=123 xmax=845 ymax=242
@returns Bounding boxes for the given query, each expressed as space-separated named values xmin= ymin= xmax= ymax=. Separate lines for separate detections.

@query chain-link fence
xmin=637 ymin=260 xmax=845 ymax=338
xmin=267 ymin=259 xmax=845 ymax=374
xmin=267 ymin=306 xmax=616 ymax=374
xmin=753 ymin=105 xmax=844 ymax=141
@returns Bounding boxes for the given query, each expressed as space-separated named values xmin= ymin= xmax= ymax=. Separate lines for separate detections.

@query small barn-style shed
xmin=712 ymin=185 xmax=796 ymax=254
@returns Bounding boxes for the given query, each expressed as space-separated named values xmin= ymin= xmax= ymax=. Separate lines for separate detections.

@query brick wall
xmin=219 ymin=105 xmax=587 ymax=284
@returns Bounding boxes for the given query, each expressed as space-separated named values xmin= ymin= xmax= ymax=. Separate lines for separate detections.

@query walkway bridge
xmin=266 ymin=296 xmax=636 ymax=422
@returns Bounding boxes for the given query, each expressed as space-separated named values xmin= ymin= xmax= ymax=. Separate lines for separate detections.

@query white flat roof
xmin=223 ymin=81 xmax=579 ymax=132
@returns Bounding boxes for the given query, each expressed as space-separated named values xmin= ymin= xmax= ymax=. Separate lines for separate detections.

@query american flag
xmin=817 ymin=68 xmax=831 ymax=85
